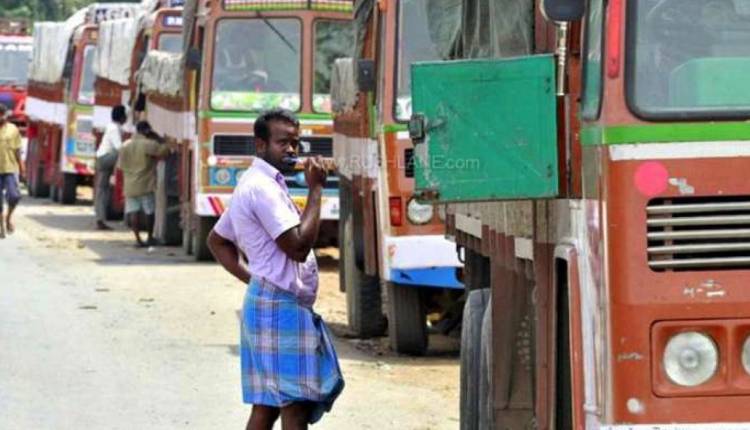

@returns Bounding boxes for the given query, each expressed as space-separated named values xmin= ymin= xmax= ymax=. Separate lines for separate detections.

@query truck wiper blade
xmin=255 ymin=11 xmax=297 ymax=53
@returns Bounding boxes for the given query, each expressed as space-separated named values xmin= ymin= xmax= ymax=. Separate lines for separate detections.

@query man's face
xmin=256 ymin=120 xmax=300 ymax=173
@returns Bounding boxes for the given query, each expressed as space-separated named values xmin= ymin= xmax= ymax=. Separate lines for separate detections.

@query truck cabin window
xmin=158 ymin=33 xmax=183 ymax=54
xmin=313 ymin=20 xmax=355 ymax=113
xmin=396 ymin=0 xmax=444 ymax=121
xmin=629 ymin=0 xmax=750 ymax=118
xmin=0 ymin=42 xmax=31 ymax=86
xmin=78 ymin=45 xmax=96 ymax=105
xmin=211 ymin=19 xmax=301 ymax=112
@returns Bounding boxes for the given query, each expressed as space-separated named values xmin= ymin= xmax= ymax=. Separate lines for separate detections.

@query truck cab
xmin=181 ymin=0 xmax=353 ymax=260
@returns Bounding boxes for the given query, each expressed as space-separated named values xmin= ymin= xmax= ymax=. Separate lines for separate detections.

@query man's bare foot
xmin=6 ymin=219 xmax=14 ymax=234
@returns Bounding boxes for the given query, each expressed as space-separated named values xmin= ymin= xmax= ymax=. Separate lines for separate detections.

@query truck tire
xmin=60 ymin=173 xmax=77 ymax=205
xmin=192 ymin=216 xmax=216 ymax=261
xmin=50 ymin=183 xmax=61 ymax=202
xmin=343 ymin=213 xmax=386 ymax=338
xmin=460 ymin=288 xmax=490 ymax=430
xmin=338 ymin=178 xmax=386 ymax=337
xmin=478 ymin=297 xmax=494 ymax=430
xmin=29 ymin=165 xmax=50 ymax=198
xmin=386 ymin=282 xmax=427 ymax=355
xmin=182 ymin=224 xmax=193 ymax=255
xmin=162 ymin=203 xmax=183 ymax=246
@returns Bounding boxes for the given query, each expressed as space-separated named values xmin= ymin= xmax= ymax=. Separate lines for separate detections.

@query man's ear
xmin=255 ymin=138 xmax=267 ymax=156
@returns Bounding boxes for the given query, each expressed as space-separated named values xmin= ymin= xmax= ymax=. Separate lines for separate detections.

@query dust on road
xmin=0 ymin=195 xmax=460 ymax=429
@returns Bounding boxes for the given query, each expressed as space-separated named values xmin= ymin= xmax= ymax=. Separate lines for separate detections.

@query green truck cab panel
xmin=411 ymin=55 xmax=559 ymax=203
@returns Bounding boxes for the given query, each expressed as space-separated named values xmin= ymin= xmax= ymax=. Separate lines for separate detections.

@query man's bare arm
xmin=276 ymin=185 xmax=322 ymax=262
xmin=208 ymin=230 xmax=250 ymax=284
xmin=15 ymin=148 xmax=23 ymax=177
xmin=275 ymin=157 xmax=327 ymax=263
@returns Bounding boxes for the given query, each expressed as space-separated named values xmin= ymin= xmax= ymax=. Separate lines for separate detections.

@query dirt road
xmin=0 ymin=195 xmax=460 ymax=429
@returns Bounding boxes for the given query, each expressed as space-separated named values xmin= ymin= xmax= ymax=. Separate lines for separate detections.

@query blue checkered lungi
xmin=241 ymin=277 xmax=344 ymax=423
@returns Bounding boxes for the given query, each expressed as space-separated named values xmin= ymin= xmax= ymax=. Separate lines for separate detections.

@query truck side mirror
xmin=357 ymin=59 xmax=376 ymax=92
xmin=542 ymin=0 xmax=585 ymax=21
xmin=409 ymin=113 xmax=426 ymax=144
xmin=185 ymin=47 xmax=202 ymax=71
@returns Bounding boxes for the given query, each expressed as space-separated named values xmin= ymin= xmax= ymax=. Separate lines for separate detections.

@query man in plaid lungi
xmin=207 ymin=109 xmax=343 ymax=429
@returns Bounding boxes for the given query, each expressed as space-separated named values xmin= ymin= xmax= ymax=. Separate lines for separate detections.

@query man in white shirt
xmin=94 ymin=105 xmax=126 ymax=230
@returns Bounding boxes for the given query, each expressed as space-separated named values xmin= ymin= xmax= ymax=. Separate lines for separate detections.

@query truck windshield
xmin=0 ymin=42 xmax=31 ymax=86
xmin=396 ymin=0 xmax=443 ymax=121
xmin=158 ymin=33 xmax=182 ymax=53
xmin=211 ymin=19 xmax=301 ymax=112
xmin=78 ymin=45 xmax=96 ymax=105
xmin=313 ymin=20 xmax=354 ymax=113
xmin=629 ymin=0 xmax=750 ymax=119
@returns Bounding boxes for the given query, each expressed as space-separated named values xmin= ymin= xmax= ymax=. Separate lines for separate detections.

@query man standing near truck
xmin=0 ymin=103 xmax=23 ymax=239
xmin=118 ymin=121 xmax=172 ymax=247
xmin=94 ymin=105 xmax=127 ymax=231
xmin=207 ymin=109 xmax=344 ymax=430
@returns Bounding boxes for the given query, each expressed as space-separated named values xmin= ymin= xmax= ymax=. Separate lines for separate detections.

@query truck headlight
xmin=742 ymin=336 xmax=750 ymax=374
xmin=663 ymin=332 xmax=718 ymax=387
xmin=407 ymin=197 xmax=433 ymax=225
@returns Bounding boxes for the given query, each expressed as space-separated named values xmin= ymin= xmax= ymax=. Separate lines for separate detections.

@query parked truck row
xmin=23 ymin=0 xmax=352 ymax=260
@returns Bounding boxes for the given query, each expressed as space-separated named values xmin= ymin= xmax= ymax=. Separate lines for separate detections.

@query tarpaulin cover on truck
xmin=351 ymin=0 xmax=532 ymax=61
xmin=29 ymin=2 xmax=153 ymax=85
xmin=136 ymin=50 xmax=183 ymax=97
xmin=94 ymin=17 xmax=141 ymax=86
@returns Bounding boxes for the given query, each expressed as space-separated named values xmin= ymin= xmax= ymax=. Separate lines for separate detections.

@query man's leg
xmin=94 ymin=163 xmax=114 ymax=230
xmin=280 ymin=403 xmax=311 ymax=430
xmin=6 ymin=174 xmax=22 ymax=234
xmin=129 ymin=211 xmax=145 ymax=246
xmin=246 ymin=405 xmax=280 ymax=430
xmin=143 ymin=193 xmax=156 ymax=245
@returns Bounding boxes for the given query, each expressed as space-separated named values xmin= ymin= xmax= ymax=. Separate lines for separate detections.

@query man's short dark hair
xmin=254 ymin=108 xmax=299 ymax=142
xmin=111 ymin=105 xmax=127 ymax=123
xmin=0 ymin=104 xmax=8 ymax=115
xmin=136 ymin=120 xmax=153 ymax=135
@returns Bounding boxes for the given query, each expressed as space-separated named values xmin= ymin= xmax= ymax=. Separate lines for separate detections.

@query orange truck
xmin=178 ymin=0 xmax=353 ymax=259
xmin=92 ymin=1 xmax=185 ymax=220
xmin=331 ymin=0 xmax=464 ymax=355
xmin=25 ymin=3 xmax=143 ymax=202
xmin=402 ymin=0 xmax=750 ymax=427
xmin=0 ymin=19 xmax=32 ymax=148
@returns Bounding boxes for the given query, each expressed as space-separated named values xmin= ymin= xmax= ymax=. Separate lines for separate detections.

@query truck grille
xmin=647 ymin=196 xmax=750 ymax=271
xmin=213 ymin=134 xmax=255 ymax=156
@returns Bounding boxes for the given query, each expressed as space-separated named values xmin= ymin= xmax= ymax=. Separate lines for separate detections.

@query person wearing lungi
xmin=207 ymin=108 xmax=344 ymax=430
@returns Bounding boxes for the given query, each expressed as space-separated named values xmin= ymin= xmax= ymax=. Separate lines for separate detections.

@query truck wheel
xmin=162 ymin=202 xmax=183 ymax=246
xmin=182 ymin=223 xmax=193 ymax=255
xmin=343 ymin=213 xmax=386 ymax=338
xmin=339 ymin=178 xmax=386 ymax=337
xmin=30 ymin=165 xmax=50 ymax=198
xmin=60 ymin=173 xmax=77 ymax=205
xmin=192 ymin=216 xmax=216 ymax=261
xmin=460 ymin=289 xmax=491 ymax=430
xmin=50 ymin=183 xmax=60 ymax=202
xmin=386 ymin=282 xmax=428 ymax=355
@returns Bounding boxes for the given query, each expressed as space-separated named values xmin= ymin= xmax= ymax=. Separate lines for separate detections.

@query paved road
xmin=0 ymin=197 xmax=460 ymax=429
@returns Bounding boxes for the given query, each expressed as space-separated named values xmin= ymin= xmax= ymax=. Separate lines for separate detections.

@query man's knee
xmin=249 ymin=405 xmax=280 ymax=427
xmin=280 ymin=402 xmax=311 ymax=427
